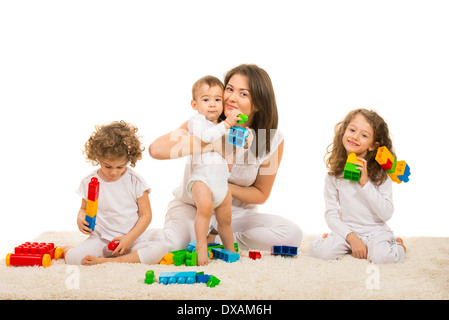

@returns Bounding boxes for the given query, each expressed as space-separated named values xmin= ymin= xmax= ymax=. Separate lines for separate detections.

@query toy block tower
xmin=375 ymin=146 xmax=411 ymax=184
xmin=343 ymin=153 xmax=361 ymax=182
xmin=227 ymin=113 xmax=249 ymax=147
xmin=85 ymin=177 xmax=100 ymax=231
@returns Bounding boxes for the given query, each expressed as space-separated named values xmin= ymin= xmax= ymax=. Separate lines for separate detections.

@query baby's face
xmin=192 ymin=84 xmax=223 ymax=122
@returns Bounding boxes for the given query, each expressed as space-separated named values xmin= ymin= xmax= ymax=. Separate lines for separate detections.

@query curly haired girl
xmin=309 ymin=109 xmax=406 ymax=264
xmin=64 ymin=121 xmax=167 ymax=265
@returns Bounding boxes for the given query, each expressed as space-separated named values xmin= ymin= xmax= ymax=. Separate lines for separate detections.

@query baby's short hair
xmin=192 ymin=75 xmax=224 ymax=100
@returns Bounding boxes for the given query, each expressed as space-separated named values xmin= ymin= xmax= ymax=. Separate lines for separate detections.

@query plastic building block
xmin=227 ymin=127 xmax=249 ymax=147
xmin=375 ymin=146 xmax=411 ymax=184
xmin=375 ymin=146 xmax=395 ymax=171
xmin=185 ymin=251 xmax=197 ymax=266
xmin=343 ymin=162 xmax=360 ymax=182
xmin=343 ymin=153 xmax=361 ymax=182
xmin=389 ymin=160 xmax=411 ymax=183
xmin=211 ymin=248 xmax=240 ymax=263
xmin=271 ymin=245 xmax=298 ymax=257
xmin=144 ymin=270 xmax=155 ymax=284
xmin=237 ymin=113 xmax=248 ymax=124
xmin=5 ymin=242 xmax=63 ymax=268
xmin=206 ymin=275 xmax=221 ymax=288
xmin=160 ymin=252 xmax=174 ymax=265
xmin=108 ymin=241 xmax=118 ymax=251
xmin=85 ymin=177 xmax=100 ymax=231
xmin=159 ymin=271 xmax=197 ymax=285
xmin=249 ymin=251 xmax=261 ymax=260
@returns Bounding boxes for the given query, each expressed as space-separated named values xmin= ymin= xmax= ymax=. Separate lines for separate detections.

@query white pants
xmin=145 ymin=197 xmax=303 ymax=252
xmin=65 ymin=231 xmax=168 ymax=265
xmin=308 ymin=230 xmax=405 ymax=264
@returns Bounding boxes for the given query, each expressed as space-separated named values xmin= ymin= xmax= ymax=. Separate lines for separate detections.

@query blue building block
xmin=227 ymin=127 xmax=249 ymax=147
xmin=159 ymin=271 xmax=197 ymax=285
xmin=186 ymin=240 xmax=196 ymax=252
xmin=211 ymin=248 xmax=240 ymax=263
xmin=85 ymin=215 xmax=96 ymax=232
xmin=272 ymin=245 xmax=298 ymax=257
xmin=196 ymin=274 xmax=211 ymax=283
xmin=397 ymin=163 xmax=411 ymax=183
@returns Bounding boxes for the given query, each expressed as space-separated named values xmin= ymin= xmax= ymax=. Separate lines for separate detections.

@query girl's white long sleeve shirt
xmin=323 ymin=173 xmax=394 ymax=239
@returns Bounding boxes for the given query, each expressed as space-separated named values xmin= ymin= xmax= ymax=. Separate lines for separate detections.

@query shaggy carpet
xmin=1 ymin=231 xmax=448 ymax=300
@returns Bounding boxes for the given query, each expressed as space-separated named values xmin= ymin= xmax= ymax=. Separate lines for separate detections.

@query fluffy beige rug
xmin=1 ymin=231 xmax=448 ymax=300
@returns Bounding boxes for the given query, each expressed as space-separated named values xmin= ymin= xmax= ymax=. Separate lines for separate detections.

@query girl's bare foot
xmin=396 ymin=237 xmax=406 ymax=253
xmin=83 ymin=255 xmax=107 ymax=265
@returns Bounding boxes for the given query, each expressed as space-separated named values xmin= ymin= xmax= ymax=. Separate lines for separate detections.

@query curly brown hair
xmin=325 ymin=109 xmax=395 ymax=185
xmin=83 ymin=120 xmax=144 ymax=167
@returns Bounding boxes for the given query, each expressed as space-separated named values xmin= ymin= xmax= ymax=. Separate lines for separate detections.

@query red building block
xmin=108 ymin=241 xmax=119 ymax=251
xmin=249 ymin=251 xmax=261 ymax=260
xmin=5 ymin=242 xmax=63 ymax=268
xmin=87 ymin=177 xmax=100 ymax=202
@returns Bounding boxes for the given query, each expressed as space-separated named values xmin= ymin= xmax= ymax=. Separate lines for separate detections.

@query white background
xmin=1 ymin=1 xmax=448 ymax=256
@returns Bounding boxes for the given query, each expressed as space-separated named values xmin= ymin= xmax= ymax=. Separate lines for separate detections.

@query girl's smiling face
xmin=223 ymin=74 xmax=255 ymax=127
xmin=98 ymin=157 xmax=128 ymax=182
xmin=342 ymin=114 xmax=379 ymax=157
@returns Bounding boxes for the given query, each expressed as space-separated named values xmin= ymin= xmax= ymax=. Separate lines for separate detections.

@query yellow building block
xmin=375 ymin=146 xmax=395 ymax=170
xmin=347 ymin=152 xmax=358 ymax=164
xmin=86 ymin=199 xmax=98 ymax=218
xmin=160 ymin=252 xmax=174 ymax=265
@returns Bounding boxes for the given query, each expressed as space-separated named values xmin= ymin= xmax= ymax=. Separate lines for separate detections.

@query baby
xmin=187 ymin=75 xmax=242 ymax=265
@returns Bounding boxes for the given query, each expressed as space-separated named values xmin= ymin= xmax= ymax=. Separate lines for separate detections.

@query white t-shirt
xmin=323 ymin=173 xmax=394 ymax=238
xmin=76 ymin=167 xmax=151 ymax=241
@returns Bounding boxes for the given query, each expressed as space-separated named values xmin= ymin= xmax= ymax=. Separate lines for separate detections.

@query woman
xmin=146 ymin=64 xmax=302 ymax=252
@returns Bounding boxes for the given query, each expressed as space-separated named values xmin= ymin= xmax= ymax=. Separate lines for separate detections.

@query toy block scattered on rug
xmin=5 ymin=242 xmax=63 ymax=268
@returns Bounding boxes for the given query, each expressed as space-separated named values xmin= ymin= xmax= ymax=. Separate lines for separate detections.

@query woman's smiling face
xmin=223 ymin=74 xmax=255 ymax=127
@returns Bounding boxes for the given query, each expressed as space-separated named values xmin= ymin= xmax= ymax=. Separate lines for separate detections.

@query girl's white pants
xmin=308 ymin=230 xmax=405 ymax=264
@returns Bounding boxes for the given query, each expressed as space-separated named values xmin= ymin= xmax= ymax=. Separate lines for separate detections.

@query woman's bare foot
xmin=396 ymin=237 xmax=406 ymax=253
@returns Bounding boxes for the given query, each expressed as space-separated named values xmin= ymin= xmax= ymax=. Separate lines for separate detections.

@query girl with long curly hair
xmin=64 ymin=121 xmax=167 ymax=265
xmin=309 ymin=109 xmax=406 ymax=264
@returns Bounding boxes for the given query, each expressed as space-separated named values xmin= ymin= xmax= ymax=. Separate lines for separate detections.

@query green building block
xmin=343 ymin=162 xmax=360 ymax=182
xmin=144 ymin=270 xmax=155 ymax=284
xmin=206 ymin=275 xmax=221 ymax=288
xmin=185 ymin=251 xmax=197 ymax=266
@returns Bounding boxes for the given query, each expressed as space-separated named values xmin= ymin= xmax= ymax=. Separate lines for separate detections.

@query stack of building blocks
xmin=85 ymin=177 xmax=100 ymax=231
xmin=5 ymin=242 xmax=63 ymax=267
xmin=227 ymin=113 xmax=249 ymax=148
xmin=271 ymin=245 xmax=298 ymax=257
xmin=160 ymin=241 xmax=239 ymax=266
xmin=155 ymin=271 xmax=221 ymax=287
xmin=375 ymin=146 xmax=411 ymax=184
xmin=343 ymin=153 xmax=361 ymax=182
